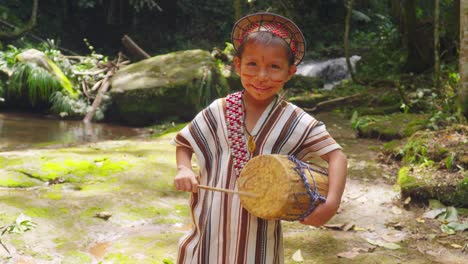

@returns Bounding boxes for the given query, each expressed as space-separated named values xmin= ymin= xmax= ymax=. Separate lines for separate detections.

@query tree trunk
xmin=234 ymin=0 xmax=242 ymax=21
xmin=434 ymin=0 xmax=440 ymax=88
xmin=449 ymin=0 xmax=461 ymax=51
xmin=344 ymin=0 xmax=358 ymax=82
xmin=0 ymin=0 xmax=38 ymax=40
xmin=403 ymin=0 xmax=429 ymax=73
xmin=460 ymin=0 xmax=468 ymax=118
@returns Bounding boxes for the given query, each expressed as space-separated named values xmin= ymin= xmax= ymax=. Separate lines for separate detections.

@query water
xmin=297 ymin=55 xmax=361 ymax=89
xmin=0 ymin=112 xmax=144 ymax=151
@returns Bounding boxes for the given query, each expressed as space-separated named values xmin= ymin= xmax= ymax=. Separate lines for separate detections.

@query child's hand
xmin=174 ymin=165 xmax=198 ymax=193
xmin=299 ymin=199 xmax=339 ymax=227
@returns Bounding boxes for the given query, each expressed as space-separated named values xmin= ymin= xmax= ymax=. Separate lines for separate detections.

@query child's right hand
xmin=174 ymin=165 xmax=198 ymax=193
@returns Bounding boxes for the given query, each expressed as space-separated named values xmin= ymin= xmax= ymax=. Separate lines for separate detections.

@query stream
xmin=0 ymin=112 xmax=144 ymax=151
xmin=0 ymin=111 xmax=466 ymax=264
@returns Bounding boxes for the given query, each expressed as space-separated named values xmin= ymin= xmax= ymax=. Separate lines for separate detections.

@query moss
xmin=62 ymin=250 xmax=93 ymax=264
xmin=150 ymin=123 xmax=188 ymax=138
xmin=102 ymin=252 xmax=135 ymax=263
xmin=355 ymin=113 xmax=429 ymax=140
xmin=109 ymin=49 xmax=229 ymax=125
xmin=0 ymin=170 xmax=43 ymax=187
xmin=382 ymin=140 xmax=403 ymax=157
xmin=399 ymin=126 xmax=467 ymax=167
xmin=397 ymin=166 xmax=416 ymax=188
xmin=103 ymin=232 xmax=180 ymax=263
xmin=398 ymin=165 xmax=467 ymax=207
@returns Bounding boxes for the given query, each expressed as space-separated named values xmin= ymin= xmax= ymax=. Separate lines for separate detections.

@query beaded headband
xmin=231 ymin=12 xmax=306 ymax=66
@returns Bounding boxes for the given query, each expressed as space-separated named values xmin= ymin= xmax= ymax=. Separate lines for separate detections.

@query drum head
xmin=238 ymin=154 xmax=292 ymax=219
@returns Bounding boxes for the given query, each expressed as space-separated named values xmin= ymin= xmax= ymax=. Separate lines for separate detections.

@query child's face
xmin=234 ymin=42 xmax=296 ymax=103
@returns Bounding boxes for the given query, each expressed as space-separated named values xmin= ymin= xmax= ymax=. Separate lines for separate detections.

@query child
xmin=173 ymin=12 xmax=347 ymax=264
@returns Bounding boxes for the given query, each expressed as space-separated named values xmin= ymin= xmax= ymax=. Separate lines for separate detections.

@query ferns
xmin=8 ymin=62 xmax=61 ymax=107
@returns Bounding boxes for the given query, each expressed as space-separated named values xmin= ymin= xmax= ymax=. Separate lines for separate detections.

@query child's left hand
xmin=299 ymin=199 xmax=339 ymax=226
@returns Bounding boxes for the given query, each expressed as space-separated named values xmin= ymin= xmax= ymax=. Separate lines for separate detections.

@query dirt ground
xmin=0 ymin=112 xmax=466 ymax=264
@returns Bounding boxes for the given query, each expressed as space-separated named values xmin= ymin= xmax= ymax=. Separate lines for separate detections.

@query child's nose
xmin=257 ymin=68 xmax=268 ymax=81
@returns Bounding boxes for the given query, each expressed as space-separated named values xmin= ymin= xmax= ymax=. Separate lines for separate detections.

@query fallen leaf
xmin=446 ymin=222 xmax=468 ymax=231
xmin=353 ymin=226 xmax=367 ymax=231
xmin=444 ymin=207 xmax=459 ymax=223
xmin=429 ymin=199 xmax=445 ymax=209
xmin=337 ymin=251 xmax=360 ymax=259
xmin=404 ymin=197 xmax=411 ymax=205
xmin=422 ymin=208 xmax=446 ymax=219
xmin=382 ymin=232 xmax=407 ymax=243
xmin=416 ymin=218 xmax=425 ymax=223
xmin=366 ymin=238 xmax=401 ymax=250
xmin=440 ymin=224 xmax=456 ymax=235
xmin=391 ymin=206 xmax=402 ymax=215
xmin=450 ymin=244 xmax=463 ymax=249
xmin=292 ymin=249 xmax=304 ymax=262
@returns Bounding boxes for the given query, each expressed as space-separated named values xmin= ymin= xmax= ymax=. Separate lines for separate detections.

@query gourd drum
xmin=238 ymin=154 xmax=328 ymax=221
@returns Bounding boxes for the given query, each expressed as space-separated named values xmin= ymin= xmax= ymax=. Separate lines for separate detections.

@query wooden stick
xmin=198 ymin=185 xmax=259 ymax=197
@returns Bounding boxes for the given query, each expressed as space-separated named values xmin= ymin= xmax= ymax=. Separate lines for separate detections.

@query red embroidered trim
xmin=226 ymin=91 xmax=250 ymax=177
xmin=240 ymin=22 xmax=297 ymax=55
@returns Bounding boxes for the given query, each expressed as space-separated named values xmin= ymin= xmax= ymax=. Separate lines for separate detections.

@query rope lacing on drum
xmin=288 ymin=155 xmax=327 ymax=221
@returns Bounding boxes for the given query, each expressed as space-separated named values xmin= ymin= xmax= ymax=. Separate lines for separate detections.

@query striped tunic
xmin=173 ymin=95 xmax=341 ymax=264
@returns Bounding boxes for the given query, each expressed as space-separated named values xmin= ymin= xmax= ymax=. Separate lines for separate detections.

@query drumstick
xmin=197 ymin=185 xmax=259 ymax=197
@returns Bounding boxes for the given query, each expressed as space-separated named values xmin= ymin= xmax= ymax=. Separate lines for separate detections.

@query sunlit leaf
xmin=440 ymin=224 xmax=456 ymax=235
xmin=429 ymin=199 xmax=445 ymax=209
xmin=337 ymin=250 xmax=360 ymax=259
xmin=422 ymin=208 xmax=446 ymax=219
xmin=446 ymin=222 xmax=468 ymax=231
xmin=366 ymin=238 xmax=401 ymax=250
xmin=292 ymin=249 xmax=304 ymax=262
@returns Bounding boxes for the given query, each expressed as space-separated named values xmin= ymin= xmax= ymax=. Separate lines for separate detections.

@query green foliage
xmin=350 ymin=110 xmax=370 ymax=130
xmin=352 ymin=13 xmax=402 ymax=80
xmin=8 ymin=62 xmax=61 ymax=107
xmin=399 ymin=64 xmax=462 ymax=129
xmin=49 ymin=91 xmax=107 ymax=120
xmin=0 ymin=213 xmax=36 ymax=255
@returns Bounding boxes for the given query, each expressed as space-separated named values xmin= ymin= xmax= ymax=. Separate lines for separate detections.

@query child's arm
xmin=174 ymin=146 xmax=199 ymax=193
xmin=300 ymin=149 xmax=347 ymax=226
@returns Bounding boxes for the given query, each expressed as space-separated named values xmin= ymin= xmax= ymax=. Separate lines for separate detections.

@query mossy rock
xmin=400 ymin=125 xmax=468 ymax=168
xmin=398 ymin=165 xmax=468 ymax=207
xmin=109 ymin=49 xmax=229 ymax=126
xmin=354 ymin=113 xmax=429 ymax=140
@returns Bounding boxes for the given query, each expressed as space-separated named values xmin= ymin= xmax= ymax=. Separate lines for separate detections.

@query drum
xmin=237 ymin=154 xmax=328 ymax=221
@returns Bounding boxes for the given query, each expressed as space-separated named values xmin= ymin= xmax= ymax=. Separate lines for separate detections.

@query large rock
xmin=109 ymin=49 xmax=228 ymax=126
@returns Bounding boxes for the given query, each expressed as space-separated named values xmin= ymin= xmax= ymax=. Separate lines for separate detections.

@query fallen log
xmin=303 ymin=93 xmax=362 ymax=113
xmin=82 ymin=71 xmax=113 ymax=123
xmin=121 ymin=34 xmax=150 ymax=60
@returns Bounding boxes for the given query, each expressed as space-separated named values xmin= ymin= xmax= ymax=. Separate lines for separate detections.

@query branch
xmin=303 ymin=93 xmax=362 ymax=113
xmin=121 ymin=34 xmax=150 ymax=60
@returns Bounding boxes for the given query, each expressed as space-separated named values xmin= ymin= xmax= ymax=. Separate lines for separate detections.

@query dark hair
xmin=235 ymin=31 xmax=295 ymax=66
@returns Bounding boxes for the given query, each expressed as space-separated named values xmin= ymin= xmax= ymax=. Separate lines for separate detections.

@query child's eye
xmin=271 ymin=64 xmax=281 ymax=69
xmin=246 ymin=62 xmax=256 ymax=66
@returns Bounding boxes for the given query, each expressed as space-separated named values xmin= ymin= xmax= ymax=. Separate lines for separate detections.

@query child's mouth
xmin=252 ymin=84 xmax=271 ymax=91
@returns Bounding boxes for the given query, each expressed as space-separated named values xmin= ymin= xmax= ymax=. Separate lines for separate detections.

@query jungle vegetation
xmin=0 ymin=0 xmax=465 ymax=125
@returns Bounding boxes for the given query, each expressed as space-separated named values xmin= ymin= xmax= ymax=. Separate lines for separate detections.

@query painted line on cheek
xmin=242 ymin=73 xmax=256 ymax=78
xmin=271 ymin=79 xmax=284 ymax=83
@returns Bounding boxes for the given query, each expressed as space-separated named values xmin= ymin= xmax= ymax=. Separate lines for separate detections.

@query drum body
xmin=238 ymin=154 xmax=328 ymax=221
